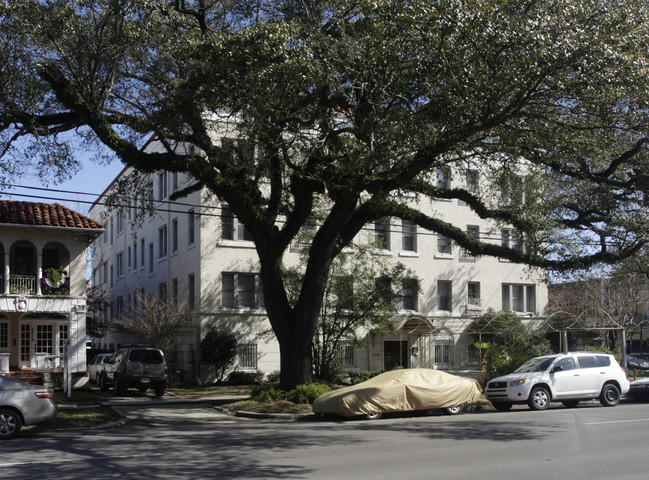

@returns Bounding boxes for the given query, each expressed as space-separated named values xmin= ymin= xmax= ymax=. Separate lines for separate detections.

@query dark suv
xmin=99 ymin=345 xmax=168 ymax=396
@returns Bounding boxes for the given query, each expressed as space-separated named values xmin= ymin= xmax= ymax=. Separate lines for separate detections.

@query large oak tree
xmin=2 ymin=0 xmax=649 ymax=387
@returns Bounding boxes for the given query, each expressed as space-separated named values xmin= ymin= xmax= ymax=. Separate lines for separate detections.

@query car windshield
xmin=514 ymin=357 xmax=555 ymax=373
xmin=129 ymin=349 xmax=163 ymax=363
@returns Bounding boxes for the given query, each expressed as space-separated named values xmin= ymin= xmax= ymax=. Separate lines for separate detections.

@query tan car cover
xmin=312 ymin=368 xmax=482 ymax=417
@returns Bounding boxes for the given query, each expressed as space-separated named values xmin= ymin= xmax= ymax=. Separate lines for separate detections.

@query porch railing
xmin=4 ymin=275 xmax=71 ymax=296
xmin=8 ymin=275 xmax=37 ymax=295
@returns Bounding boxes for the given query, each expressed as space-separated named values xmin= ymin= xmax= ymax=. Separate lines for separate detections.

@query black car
xmin=625 ymin=354 xmax=649 ymax=371
xmin=627 ymin=378 xmax=649 ymax=401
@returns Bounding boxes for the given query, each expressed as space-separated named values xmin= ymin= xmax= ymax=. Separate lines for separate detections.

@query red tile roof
xmin=0 ymin=201 xmax=104 ymax=230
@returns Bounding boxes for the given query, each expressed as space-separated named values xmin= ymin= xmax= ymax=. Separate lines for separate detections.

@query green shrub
xmin=286 ymin=383 xmax=331 ymax=404
xmin=250 ymin=386 xmax=287 ymax=402
xmin=346 ymin=370 xmax=383 ymax=385
xmin=265 ymin=371 xmax=281 ymax=383
xmin=228 ymin=370 xmax=264 ymax=385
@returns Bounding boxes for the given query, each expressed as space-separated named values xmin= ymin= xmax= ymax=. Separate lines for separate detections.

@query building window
xmin=461 ymin=226 xmax=479 ymax=259
xmin=159 ymin=225 xmax=168 ymax=259
xmin=116 ymin=251 xmax=124 ymax=279
xmin=171 ymin=218 xmax=178 ymax=254
xmin=147 ymin=181 xmax=154 ymax=213
xmin=188 ymin=273 xmax=195 ymax=309
xmin=437 ymin=280 xmax=452 ymax=311
xmin=337 ymin=341 xmax=355 ymax=366
xmin=222 ymin=273 xmax=262 ymax=308
xmin=435 ymin=343 xmax=450 ymax=364
xmin=237 ymin=343 xmax=258 ymax=369
xmin=140 ymin=238 xmax=145 ymax=268
xmin=171 ymin=172 xmax=179 ymax=193
xmin=148 ymin=242 xmax=154 ymax=274
xmin=436 ymin=168 xmax=451 ymax=189
xmin=466 ymin=169 xmax=479 ymax=194
xmin=159 ymin=282 xmax=167 ymax=301
xmin=172 ymin=278 xmax=178 ymax=303
xmin=0 ymin=321 xmax=8 ymax=349
xmin=467 ymin=282 xmax=481 ymax=308
xmin=375 ymin=219 xmax=391 ymax=250
xmin=102 ymin=262 xmax=108 ymax=284
xmin=188 ymin=208 xmax=195 ymax=245
xmin=436 ymin=234 xmax=452 ymax=255
xmin=222 ymin=206 xmax=253 ymax=241
xmin=401 ymin=279 xmax=418 ymax=311
xmin=133 ymin=241 xmax=137 ymax=272
xmin=110 ymin=217 xmax=114 ymax=244
xmin=110 ymin=265 xmax=114 ymax=288
xmin=502 ymin=284 xmax=536 ymax=313
xmin=116 ymin=296 xmax=124 ymax=317
xmin=127 ymin=246 xmax=132 ymax=270
xmin=158 ymin=171 xmax=167 ymax=201
xmin=402 ymin=220 xmax=417 ymax=252
xmin=116 ymin=209 xmax=125 ymax=235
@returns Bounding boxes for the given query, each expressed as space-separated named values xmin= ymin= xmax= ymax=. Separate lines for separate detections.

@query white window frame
xmin=159 ymin=224 xmax=168 ymax=260
xmin=222 ymin=272 xmax=263 ymax=309
xmin=401 ymin=220 xmax=417 ymax=252
xmin=502 ymin=283 xmax=536 ymax=313
xmin=375 ymin=219 xmax=391 ymax=250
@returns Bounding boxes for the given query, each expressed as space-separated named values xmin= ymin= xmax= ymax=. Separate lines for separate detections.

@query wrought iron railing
xmin=466 ymin=297 xmax=483 ymax=309
xmin=9 ymin=275 xmax=37 ymax=295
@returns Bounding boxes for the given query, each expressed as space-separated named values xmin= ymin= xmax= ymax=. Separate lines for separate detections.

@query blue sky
xmin=4 ymin=156 xmax=125 ymax=217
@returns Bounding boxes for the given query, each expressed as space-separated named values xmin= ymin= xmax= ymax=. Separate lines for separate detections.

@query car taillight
xmin=164 ymin=363 xmax=168 ymax=375
xmin=34 ymin=392 xmax=53 ymax=399
xmin=621 ymin=366 xmax=627 ymax=374
xmin=122 ymin=364 xmax=127 ymax=374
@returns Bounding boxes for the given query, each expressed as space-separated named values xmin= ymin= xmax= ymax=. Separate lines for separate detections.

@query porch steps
xmin=1 ymin=370 xmax=45 ymax=385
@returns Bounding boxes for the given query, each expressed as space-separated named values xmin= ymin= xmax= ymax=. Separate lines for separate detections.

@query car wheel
xmin=365 ymin=412 xmax=383 ymax=420
xmin=528 ymin=386 xmax=551 ymax=410
xmin=0 ymin=408 xmax=22 ymax=439
xmin=599 ymin=384 xmax=620 ymax=407
xmin=99 ymin=373 xmax=109 ymax=392
xmin=561 ymin=400 xmax=580 ymax=408
xmin=443 ymin=405 xmax=464 ymax=415
xmin=492 ymin=402 xmax=513 ymax=412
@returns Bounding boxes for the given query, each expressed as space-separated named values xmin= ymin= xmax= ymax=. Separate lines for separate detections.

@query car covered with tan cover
xmin=313 ymin=368 xmax=482 ymax=418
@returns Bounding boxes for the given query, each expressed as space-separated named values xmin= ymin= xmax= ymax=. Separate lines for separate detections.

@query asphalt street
xmin=3 ymin=399 xmax=649 ymax=480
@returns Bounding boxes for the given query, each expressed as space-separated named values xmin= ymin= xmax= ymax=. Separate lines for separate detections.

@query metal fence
xmin=167 ymin=349 xmax=196 ymax=385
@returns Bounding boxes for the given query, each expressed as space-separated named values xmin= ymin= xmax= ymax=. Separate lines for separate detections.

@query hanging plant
xmin=41 ymin=267 xmax=70 ymax=295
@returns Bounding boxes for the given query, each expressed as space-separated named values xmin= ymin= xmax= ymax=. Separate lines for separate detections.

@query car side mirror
xmin=551 ymin=366 xmax=563 ymax=373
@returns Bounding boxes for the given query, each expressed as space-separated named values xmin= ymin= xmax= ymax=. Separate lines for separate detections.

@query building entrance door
xmin=384 ymin=340 xmax=409 ymax=370
xmin=19 ymin=320 xmax=66 ymax=369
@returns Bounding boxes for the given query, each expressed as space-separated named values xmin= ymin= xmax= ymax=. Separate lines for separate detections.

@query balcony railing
xmin=8 ymin=275 xmax=37 ymax=295
xmin=465 ymin=297 xmax=483 ymax=310
xmin=4 ymin=275 xmax=70 ymax=296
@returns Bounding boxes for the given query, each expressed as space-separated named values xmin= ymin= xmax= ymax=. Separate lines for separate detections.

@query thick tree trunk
xmin=278 ymin=334 xmax=314 ymax=389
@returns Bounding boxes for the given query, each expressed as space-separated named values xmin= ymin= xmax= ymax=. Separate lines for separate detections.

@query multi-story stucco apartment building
xmin=89 ymin=140 xmax=548 ymax=383
xmin=0 ymin=200 xmax=103 ymax=377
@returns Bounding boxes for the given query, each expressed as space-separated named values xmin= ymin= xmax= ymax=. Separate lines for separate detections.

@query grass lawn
xmin=167 ymin=384 xmax=256 ymax=398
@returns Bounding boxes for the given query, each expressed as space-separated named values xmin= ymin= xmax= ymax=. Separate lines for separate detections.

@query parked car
xmin=627 ymin=378 xmax=649 ymax=401
xmin=485 ymin=352 xmax=630 ymax=411
xmin=0 ymin=375 xmax=58 ymax=439
xmin=312 ymin=368 xmax=482 ymax=419
xmin=625 ymin=354 xmax=649 ymax=370
xmin=87 ymin=353 xmax=112 ymax=383
xmin=99 ymin=345 xmax=168 ymax=396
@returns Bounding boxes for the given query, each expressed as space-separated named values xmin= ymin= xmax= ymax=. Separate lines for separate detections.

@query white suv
xmin=485 ymin=352 xmax=629 ymax=411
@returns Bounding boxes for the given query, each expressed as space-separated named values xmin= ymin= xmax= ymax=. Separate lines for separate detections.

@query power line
xmin=0 ymin=184 xmax=623 ymax=247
